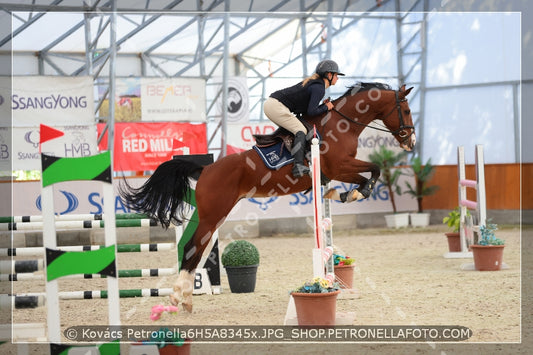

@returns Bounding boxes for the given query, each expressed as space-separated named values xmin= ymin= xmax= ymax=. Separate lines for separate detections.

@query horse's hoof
xmin=169 ymin=293 xmax=179 ymax=306
xmin=182 ymin=301 xmax=193 ymax=313
xmin=323 ymin=188 xmax=340 ymax=201
xmin=352 ymin=190 xmax=365 ymax=201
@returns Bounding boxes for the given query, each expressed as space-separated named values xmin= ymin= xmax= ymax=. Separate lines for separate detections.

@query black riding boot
xmin=291 ymin=131 xmax=310 ymax=178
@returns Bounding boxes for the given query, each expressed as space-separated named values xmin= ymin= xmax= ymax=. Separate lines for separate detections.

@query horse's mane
xmin=338 ymin=82 xmax=393 ymax=99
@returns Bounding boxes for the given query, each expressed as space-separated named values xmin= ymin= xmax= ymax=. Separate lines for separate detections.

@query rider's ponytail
xmin=302 ymin=73 xmax=320 ymax=87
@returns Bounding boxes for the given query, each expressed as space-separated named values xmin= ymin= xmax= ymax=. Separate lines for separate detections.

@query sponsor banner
xmin=97 ymin=77 xmax=142 ymax=122
xmin=141 ymin=77 xmax=206 ymax=122
xmin=0 ymin=76 xmax=10 ymax=127
xmin=12 ymin=125 xmax=98 ymax=171
xmin=224 ymin=121 xmax=403 ymax=159
xmin=227 ymin=122 xmax=277 ymax=150
xmin=226 ymin=172 xmax=416 ymax=220
xmin=0 ymin=126 xmax=10 ymax=172
xmin=356 ymin=128 xmax=405 ymax=161
xmin=215 ymin=77 xmax=250 ymax=124
xmin=3 ymin=173 xmax=416 ymax=218
xmin=12 ymin=76 xmax=94 ymax=127
xmin=97 ymin=122 xmax=207 ymax=172
xmin=5 ymin=180 xmax=117 ymax=217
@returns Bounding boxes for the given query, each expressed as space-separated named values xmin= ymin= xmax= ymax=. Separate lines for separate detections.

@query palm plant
xmin=404 ymin=156 xmax=440 ymax=213
xmin=368 ymin=146 xmax=407 ymax=213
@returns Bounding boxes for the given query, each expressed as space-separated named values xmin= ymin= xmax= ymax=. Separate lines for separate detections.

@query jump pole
xmin=0 ymin=213 xmax=150 ymax=223
xmin=310 ymin=136 xmax=334 ymax=282
xmin=1 ymin=243 xmax=175 ymax=257
xmin=1 ymin=218 xmax=157 ymax=231
xmin=445 ymin=145 xmax=485 ymax=259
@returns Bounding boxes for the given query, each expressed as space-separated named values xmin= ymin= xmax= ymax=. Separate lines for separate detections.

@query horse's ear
xmin=399 ymin=85 xmax=413 ymax=98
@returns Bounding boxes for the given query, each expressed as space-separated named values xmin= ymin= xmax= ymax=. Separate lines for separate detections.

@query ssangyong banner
xmin=97 ymin=122 xmax=207 ymax=172
xmin=12 ymin=125 xmax=98 ymax=171
xmin=12 ymin=76 xmax=94 ymax=127
xmin=0 ymin=76 xmax=10 ymax=127
xmin=2 ymin=173 xmax=416 ymax=218
xmin=0 ymin=126 xmax=10 ymax=172
xmin=141 ymin=77 xmax=206 ymax=122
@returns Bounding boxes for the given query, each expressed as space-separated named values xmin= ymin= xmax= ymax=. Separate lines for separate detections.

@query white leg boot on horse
xmin=170 ymin=270 xmax=195 ymax=313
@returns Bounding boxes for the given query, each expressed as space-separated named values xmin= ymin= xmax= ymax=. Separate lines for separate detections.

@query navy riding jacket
xmin=270 ymin=78 xmax=328 ymax=117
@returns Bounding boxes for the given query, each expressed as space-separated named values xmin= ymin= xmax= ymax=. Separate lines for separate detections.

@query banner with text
xmin=2 ymin=173 xmax=416 ymax=218
xmin=0 ymin=126 xmax=10 ymax=172
xmin=12 ymin=76 xmax=94 ymax=127
xmin=97 ymin=122 xmax=207 ymax=172
xmin=10 ymin=125 xmax=98 ymax=171
xmin=0 ymin=76 xmax=10 ymax=127
xmin=141 ymin=77 xmax=206 ymax=122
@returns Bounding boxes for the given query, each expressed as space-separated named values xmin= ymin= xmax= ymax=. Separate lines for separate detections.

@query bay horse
xmin=119 ymin=82 xmax=415 ymax=312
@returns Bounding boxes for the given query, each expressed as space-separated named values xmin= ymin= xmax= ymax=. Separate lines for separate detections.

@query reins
xmin=331 ymin=90 xmax=414 ymax=138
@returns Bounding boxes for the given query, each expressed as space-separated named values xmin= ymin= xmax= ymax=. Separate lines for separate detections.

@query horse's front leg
xmin=323 ymin=159 xmax=380 ymax=202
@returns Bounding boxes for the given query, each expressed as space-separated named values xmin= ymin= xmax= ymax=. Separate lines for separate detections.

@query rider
xmin=263 ymin=59 xmax=344 ymax=177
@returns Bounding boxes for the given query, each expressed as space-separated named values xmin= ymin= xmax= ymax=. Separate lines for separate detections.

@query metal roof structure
xmin=0 ymin=0 xmax=530 ymax=163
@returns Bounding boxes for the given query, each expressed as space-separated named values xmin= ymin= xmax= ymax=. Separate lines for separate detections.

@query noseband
xmin=380 ymin=91 xmax=415 ymax=143
xmin=331 ymin=90 xmax=415 ymax=144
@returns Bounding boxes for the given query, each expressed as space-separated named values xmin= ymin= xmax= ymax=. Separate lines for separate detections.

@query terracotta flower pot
xmin=445 ymin=232 xmax=461 ymax=252
xmin=334 ymin=264 xmax=354 ymax=289
xmin=471 ymin=244 xmax=505 ymax=271
xmin=291 ymin=290 xmax=340 ymax=326
xmin=158 ymin=342 xmax=191 ymax=355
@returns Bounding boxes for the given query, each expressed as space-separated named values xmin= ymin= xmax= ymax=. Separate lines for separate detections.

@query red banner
xmin=97 ymin=122 xmax=207 ymax=171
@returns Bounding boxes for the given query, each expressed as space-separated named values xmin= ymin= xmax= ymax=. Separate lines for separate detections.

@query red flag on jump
xmin=39 ymin=124 xmax=64 ymax=153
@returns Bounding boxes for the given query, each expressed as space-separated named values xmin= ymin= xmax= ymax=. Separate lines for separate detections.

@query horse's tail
xmin=119 ymin=159 xmax=204 ymax=229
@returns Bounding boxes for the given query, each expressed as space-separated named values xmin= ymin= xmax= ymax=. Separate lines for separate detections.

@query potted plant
xmin=290 ymin=277 xmax=340 ymax=326
xmin=404 ymin=156 xmax=439 ymax=227
xmin=221 ymin=239 xmax=260 ymax=293
xmin=138 ymin=326 xmax=191 ymax=355
xmin=442 ymin=207 xmax=471 ymax=252
xmin=471 ymin=222 xmax=505 ymax=271
xmin=368 ymin=146 xmax=409 ymax=228
xmin=333 ymin=253 xmax=355 ymax=289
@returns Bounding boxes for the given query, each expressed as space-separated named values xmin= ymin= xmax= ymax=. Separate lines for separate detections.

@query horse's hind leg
xmin=170 ymin=192 xmax=238 ymax=312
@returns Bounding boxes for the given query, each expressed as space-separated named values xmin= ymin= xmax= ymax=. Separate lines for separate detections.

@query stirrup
xmin=292 ymin=164 xmax=310 ymax=178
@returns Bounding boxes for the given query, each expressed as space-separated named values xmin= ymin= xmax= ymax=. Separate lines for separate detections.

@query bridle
xmin=331 ymin=90 xmax=415 ymax=144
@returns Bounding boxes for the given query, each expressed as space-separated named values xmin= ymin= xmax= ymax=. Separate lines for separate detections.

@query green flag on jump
xmin=41 ymin=151 xmax=112 ymax=187
xmin=46 ymin=245 xmax=117 ymax=281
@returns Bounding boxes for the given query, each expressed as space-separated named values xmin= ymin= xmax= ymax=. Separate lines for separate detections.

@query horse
xmin=119 ymin=82 xmax=416 ymax=312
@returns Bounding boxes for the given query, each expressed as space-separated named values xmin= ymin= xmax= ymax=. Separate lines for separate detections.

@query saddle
xmin=253 ymin=121 xmax=314 ymax=148
xmin=252 ymin=122 xmax=330 ymax=186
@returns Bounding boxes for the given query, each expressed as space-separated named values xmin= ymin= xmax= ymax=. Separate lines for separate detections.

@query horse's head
xmin=381 ymin=84 xmax=416 ymax=151
xmin=329 ymin=82 xmax=416 ymax=152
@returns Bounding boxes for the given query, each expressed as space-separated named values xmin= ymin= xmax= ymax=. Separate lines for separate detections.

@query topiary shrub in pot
xmin=221 ymin=240 xmax=260 ymax=293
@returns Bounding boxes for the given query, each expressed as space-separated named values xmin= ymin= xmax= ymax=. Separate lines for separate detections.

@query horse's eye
xmin=404 ymin=110 xmax=411 ymax=115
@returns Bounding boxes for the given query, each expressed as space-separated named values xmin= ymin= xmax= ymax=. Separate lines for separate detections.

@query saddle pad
xmin=252 ymin=141 xmax=294 ymax=170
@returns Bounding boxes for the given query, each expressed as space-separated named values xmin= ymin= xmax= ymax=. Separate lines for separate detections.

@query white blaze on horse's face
xmin=400 ymin=132 xmax=416 ymax=151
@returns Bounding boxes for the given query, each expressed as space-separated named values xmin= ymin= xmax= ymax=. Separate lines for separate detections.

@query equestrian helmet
xmin=315 ymin=59 xmax=345 ymax=77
